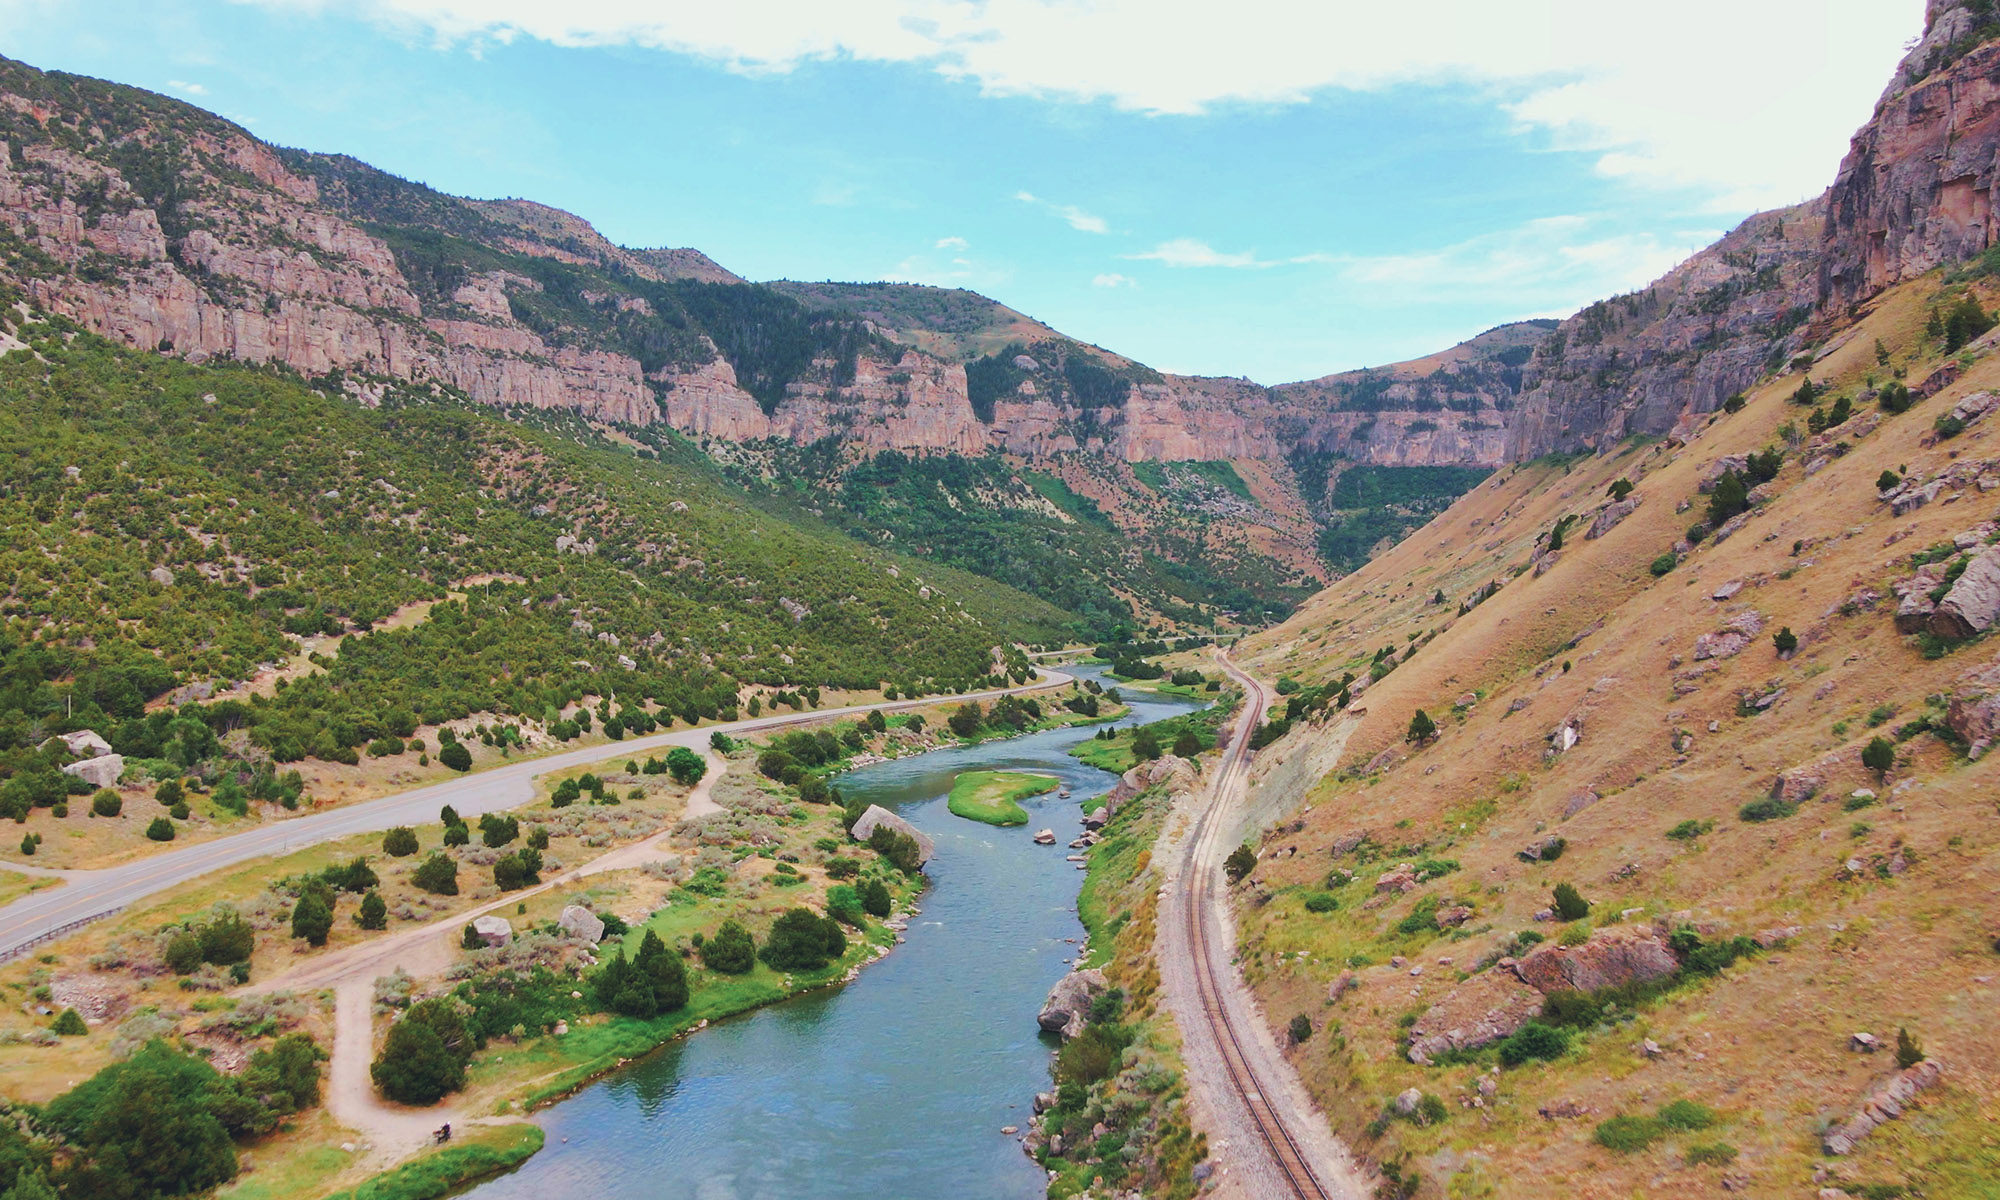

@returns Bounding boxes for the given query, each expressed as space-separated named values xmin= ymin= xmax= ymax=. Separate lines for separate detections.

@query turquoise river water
xmin=459 ymin=668 xmax=1200 ymax=1200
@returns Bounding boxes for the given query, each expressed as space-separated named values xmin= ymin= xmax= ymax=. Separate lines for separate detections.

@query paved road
xmin=0 ymin=671 xmax=1070 ymax=960
xmin=1155 ymin=650 xmax=1368 ymax=1199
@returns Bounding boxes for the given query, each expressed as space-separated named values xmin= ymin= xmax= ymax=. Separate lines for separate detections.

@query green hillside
xmin=0 ymin=313 xmax=1067 ymax=795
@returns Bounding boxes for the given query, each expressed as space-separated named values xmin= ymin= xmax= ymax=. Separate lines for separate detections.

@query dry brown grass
xmin=1231 ymin=273 xmax=2000 ymax=1198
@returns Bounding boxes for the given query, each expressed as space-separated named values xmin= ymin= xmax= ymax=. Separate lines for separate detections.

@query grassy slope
xmin=320 ymin=1125 xmax=545 ymax=1200
xmin=1231 ymin=272 xmax=2000 ymax=1198
xmin=945 ymin=770 xmax=1057 ymax=826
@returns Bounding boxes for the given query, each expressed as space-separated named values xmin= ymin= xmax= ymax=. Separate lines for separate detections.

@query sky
xmin=0 ymin=0 xmax=1925 ymax=383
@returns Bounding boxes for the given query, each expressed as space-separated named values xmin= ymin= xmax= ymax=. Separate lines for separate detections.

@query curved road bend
xmin=1157 ymin=650 xmax=1367 ymax=1199
xmin=0 ymin=670 xmax=1071 ymax=960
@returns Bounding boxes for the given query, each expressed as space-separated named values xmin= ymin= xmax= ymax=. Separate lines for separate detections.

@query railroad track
xmin=1179 ymin=652 xmax=1339 ymax=1200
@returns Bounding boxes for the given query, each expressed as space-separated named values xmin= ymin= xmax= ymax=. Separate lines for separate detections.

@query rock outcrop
xmin=1930 ymin=545 xmax=2000 ymax=640
xmin=1511 ymin=929 xmax=1680 ymax=995
xmin=1822 ymin=1058 xmax=1945 ymax=1155
xmin=1406 ymin=970 xmax=1546 ymax=1064
xmin=1037 ymin=968 xmax=1109 ymax=1039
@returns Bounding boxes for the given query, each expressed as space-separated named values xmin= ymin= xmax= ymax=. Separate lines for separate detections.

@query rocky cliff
xmin=5 ymin=5 xmax=1999 ymax=500
xmin=1821 ymin=0 xmax=2000 ymax=310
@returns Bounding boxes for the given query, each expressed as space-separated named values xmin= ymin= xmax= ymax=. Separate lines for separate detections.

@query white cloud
xmin=1014 ymin=189 xmax=1108 ymax=234
xmin=1128 ymin=238 xmax=1271 ymax=269
xmin=252 ymin=0 xmax=1923 ymax=209
xmin=167 ymin=79 xmax=209 ymax=95
xmin=1329 ymin=215 xmax=1722 ymax=310
xmin=1091 ymin=272 xmax=1136 ymax=288
xmin=934 ymin=235 xmax=968 ymax=250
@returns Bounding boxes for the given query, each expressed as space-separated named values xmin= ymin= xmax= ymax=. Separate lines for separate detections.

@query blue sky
xmin=0 ymin=1 xmax=1922 ymax=382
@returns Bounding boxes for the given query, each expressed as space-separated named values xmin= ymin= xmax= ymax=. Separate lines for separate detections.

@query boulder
xmin=1711 ymin=580 xmax=1744 ymax=601
xmin=1697 ymin=455 xmax=1749 ymax=493
xmin=1374 ymin=865 xmax=1419 ymax=894
xmin=148 ymin=566 xmax=175 ymax=586
xmin=1823 ymin=1059 xmax=1944 ymax=1155
xmin=558 ymin=905 xmax=606 ymax=943
xmin=1517 ymin=835 xmax=1566 ymax=863
xmin=60 ymin=754 xmax=124 ymax=789
xmin=1585 ymin=496 xmax=1640 ymax=540
xmin=1947 ymin=389 xmax=2000 ymax=430
xmin=58 ymin=730 xmax=115 ymax=758
xmin=1692 ymin=631 xmax=1750 ymax=661
xmin=1945 ymin=652 xmax=2000 ymax=758
xmin=1392 ymin=1088 xmax=1424 ymax=1115
xmin=1512 ymin=929 xmax=1679 ymax=995
xmin=1849 ymin=1032 xmax=1882 ymax=1053
xmin=1930 ymin=545 xmax=2000 ymax=640
xmin=1032 ymin=829 xmax=1056 ymax=845
xmin=849 ymin=805 xmax=937 ymax=866
xmin=1037 ymin=968 xmax=1108 ymax=1039
xmin=1895 ymin=589 xmax=1938 ymax=633
xmin=1769 ymin=768 xmax=1823 ymax=806
xmin=471 ymin=915 xmax=513 ymax=948
xmin=1406 ymin=971 xmax=1546 ymax=1065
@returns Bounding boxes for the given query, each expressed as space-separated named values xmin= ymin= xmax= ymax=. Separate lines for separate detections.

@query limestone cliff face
xmin=1821 ymin=0 xmax=2000 ymax=309
xmin=1505 ymin=198 xmax=1826 ymax=458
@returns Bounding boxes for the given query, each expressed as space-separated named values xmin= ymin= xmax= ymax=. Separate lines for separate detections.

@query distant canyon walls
xmin=7 ymin=0 xmax=2000 ymax=475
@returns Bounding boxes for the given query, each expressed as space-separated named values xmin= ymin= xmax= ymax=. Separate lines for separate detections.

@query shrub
xmin=322 ymin=858 xmax=379 ymax=893
xmin=1608 ymin=478 xmax=1634 ymax=501
xmin=760 ymin=907 xmax=847 ymax=972
xmin=1684 ymin=1142 xmax=1738 ymax=1167
xmin=493 ymin=848 xmax=542 ymax=891
xmin=1737 ymin=796 xmax=1795 ymax=823
xmin=42 ymin=1041 xmax=243 ymax=1198
xmin=860 ymin=878 xmax=892 ymax=918
xmin=1706 ymin=470 xmax=1749 ymax=527
xmin=1552 ymin=883 xmax=1590 ymax=921
xmin=460 ymin=923 xmax=483 ymax=950
xmin=1877 ymin=469 xmax=1902 ymax=492
xmin=1406 ymin=709 xmax=1437 ymax=744
xmin=1224 ymin=844 xmax=1258 ymax=883
xmin=1287 ymin=1014 xmax=1313 ymax=1044
xmin=479 ymin=814 xmax=519 ymax=848
xmin=1722 ymin=392 xmax=1746 ymax=413
xmin=164 ymin=929 xmax=203 ymax=974
xmin=826 ymin=885 xmax=865 ymax=926
xmin=1132 ymin=728 xmax=1161 ymax=761
xmin=1593 ymin=1114 xmax=1665 ymax=1153
xmin=1649 ymin=552 xmax=1678 ymax=577
xmin=442 ymin=821 xmax=469 ymax=847
xmin=1878 ymin=380 xmax=1913 ymax=413
xmin=1895 ymin=1026 xmax=1925 ymax=1069
xmin=155 ymin=778 xmax=183 ymax=806
xmin=1862 ymin=736 xmax=1895 ymax=776
xmin=199 ymin=911 xmax=256 ymax=965
xmin=1497 ymin=1022 xmax=1570 ymax=1065
xmin=1172 ymin=729 xmax=1202 ymax=758
xmin=1303 ymin=892 xmax=1338 ymax=914
xmin=665 ymin=746 xmax=707 ymax=785
xmin=1659 ymin=1099 xmax=1717 ymax=1131
xmin=357 ymin=891 xmax=388 ymax=930
xmin=1665 ymin=818 xmax=1712 ymax=841
xmin=91 ymin=790 xmax=122 ymax=817
xmin=1772 ymin=627 xmax=1797 ymax=655
xmin=701 ymin=920 xmax=755 ymax=974
xmin=1936 ymin=413 xmax=1967 ymax=438
xmin=438 ymin=742 xmax=473 ymax=772
xmin=290 ymin=891 xmax=333 ymax=946
xmin=411 ymin=852 xmax=460 ymax=896
xmin=144 ymin=817 xmax=175 ymax=841
xmin=382 ymin=827 xmax=419 ymax=857
xmin=49 ymin=1007 xmax=87 ymax=1037
xmin=824 ymin=856 xmax=860 ymax=880
xmin=371 ymin=998 xmax=472 ymax=1105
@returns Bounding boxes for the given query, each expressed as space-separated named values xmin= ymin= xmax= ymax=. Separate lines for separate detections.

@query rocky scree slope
xmin=1225 ymin=266 xmax=2000 ymax=1197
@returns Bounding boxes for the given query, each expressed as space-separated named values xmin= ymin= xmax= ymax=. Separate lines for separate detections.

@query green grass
xmin=1070 ymin=701 xmax=1226 ymax=774
xmin=323 ymin=1124 xmax=544 ymax=1200
xmin=946 ymin=770 xmax=1058 ymax=826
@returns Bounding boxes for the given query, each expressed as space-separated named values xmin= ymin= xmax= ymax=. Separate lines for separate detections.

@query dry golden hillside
xmin=1231 ymin=272 xmax=2000 ymax=1199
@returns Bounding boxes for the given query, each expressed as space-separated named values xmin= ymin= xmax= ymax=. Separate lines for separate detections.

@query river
xmin=458 ymin=669 xmax=1201 ymax=1200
